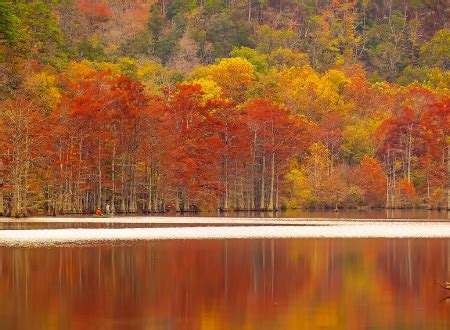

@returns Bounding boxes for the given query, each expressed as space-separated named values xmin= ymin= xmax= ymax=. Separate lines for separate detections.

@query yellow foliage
xmin=321 ymin=70 xmax=350 ymax=92
xmin=192 ymin=57 xmax=256 ymax=101
xmin=191 ymin=78 xmax=222 ymax=103
xmin=117 ymin=57 xmax=138 ymax=77
xmin=424 ymin=68 xmax=450 ymax=95
xmin=90 ymin=61 xmax=121 ymax=75
xmin=371 ymin=81 xmax=398 ymax=95
xmin=276 ymin=66 xmax=352 ymax=118
xmin=23 ymin=71 xmax=61 ymax=111
xmin=64 ymin=61 xmax=94 ymax=81
xmin=285 ymin=160 xmax=314 ymax=207
xmin=137 ymin=60 xmax=179 ymax=93
xmin=276 ymin=66 xmax=319 ymax=116
xmin=137 ymin=60 xmax=163 ymax=79
xmin=268 ymin=48 xmax=309 ymax=70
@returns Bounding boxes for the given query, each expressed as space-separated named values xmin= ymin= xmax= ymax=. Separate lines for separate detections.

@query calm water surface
xmin=0 ymin=238 xmax=449 ymax=330
xmin=194 ymin=209 xmax=450 ymax=220
xmin=1 ymin=209 xmax=449 ymax=230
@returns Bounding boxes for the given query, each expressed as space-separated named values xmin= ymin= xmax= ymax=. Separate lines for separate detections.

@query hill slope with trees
xmin=0 ymin=0 xmax=449 ymax=216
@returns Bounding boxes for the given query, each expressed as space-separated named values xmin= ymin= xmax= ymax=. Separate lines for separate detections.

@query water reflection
xmin=179 ymin=209 xmax=450 ymax=220
xmin=0 ymin=239 xmax=449 ymax=329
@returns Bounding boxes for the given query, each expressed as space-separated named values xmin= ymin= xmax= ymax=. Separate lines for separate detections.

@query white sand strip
xmin=1 ymin=223 xmax=450 ymax=247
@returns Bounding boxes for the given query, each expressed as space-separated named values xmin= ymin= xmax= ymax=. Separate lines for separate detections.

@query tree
xmin=0 ymin=1 xmax=20 ymax=45
xmin=230 ymin=47 xmax=268 ymax=74
xmin=162 ymin=83 xmax=224 ymax=211
xmin=267 ymin=48 xmax=309 ymax=71
xmin=15 ymin=0 xmax=66 ymax=66
xmin=420 ymin=29 xmax=449 ymax=69
xmin=0 ymin=90 xmax=48 ymax=216
xmin=357 ymin=155 xmax=386 ymax=207
xmin=254 ymin=25 xmax=297 ymax=54
xmin=243 ymin=99 xmax=312 ymax=210
xmin=418 ymin=97 xmax=449 ymax=208
xmin=194 ymin=57 xmax=256 ymax=102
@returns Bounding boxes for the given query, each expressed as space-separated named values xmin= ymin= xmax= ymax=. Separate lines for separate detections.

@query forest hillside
xmin=0 ymin=0 xmax=449 ymax=216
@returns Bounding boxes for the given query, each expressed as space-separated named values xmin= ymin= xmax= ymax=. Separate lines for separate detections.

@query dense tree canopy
xmin=0 ymin=0 xmax=448 ymax=216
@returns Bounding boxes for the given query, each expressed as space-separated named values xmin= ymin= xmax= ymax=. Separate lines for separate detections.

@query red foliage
xmin=76 ymin=0 xmax=112 ymax=19
xmin=397 ymin=179 xmax=416 ymax=199
xmin=358 ymin=155 xmax=386 ymax=206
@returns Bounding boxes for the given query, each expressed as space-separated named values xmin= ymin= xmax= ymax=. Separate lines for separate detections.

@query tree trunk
xmin=175 ymin=192 xmax=180 ymax=212
xmin=392 ymin=157 xmax=396 ymax=208
xmin=111 ymin=142 xmax=116 ymax=214
xmin=447 ymin=145 xmax=450 ymax=210
xmin=407 ymin=125 xmax=412 ymax=182
xmin=21 ymin=126 xmax=30 ymax=217
xmin=120 ymin=159 xmax=126 ymax=213
xmin=58 ymin=138 xmax=64 ymax=215
xmin=0 ymin=190 xmax=4 ymax=216
xmin=12 ymin=144 xmax=20 ymax=217
xmin=147 ymin=165 xmax=152 ymax=213
xmin=97 ymin=141 xmax=102 ymax=210
xmin=153 ymin=173 xmax=159 ymax=212
xmin=240 ymin=176 xmax=245 ymax=210
xmin=224 ymin=158 xmax=228 ymax=210
xmin=268 ymin=152 xmax=275 ymax=211
xmin=260 ymin=155 xmax=265 ymax=210
xmin=130 ymin=161 xmax=137 ymax=213
xmin=386 ymin=175 xmax=390 ymax=209
xmin=77 ymin=137 xmax=83 ymax=213
xmin=234 ymin=162 xmax=238 ymax=210
xmin=275 ymin=174 xmax=279 ymax=211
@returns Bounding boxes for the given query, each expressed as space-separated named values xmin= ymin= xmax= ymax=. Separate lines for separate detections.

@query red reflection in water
xmin=0 ymin=239 xmax=449 ymax=329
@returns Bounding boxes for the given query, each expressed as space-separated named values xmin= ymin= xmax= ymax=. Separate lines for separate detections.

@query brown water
xmin=0 ymin=209 xmax=449 ymax=231
xmin=194 ymin=209 xmax=450 ymax=220
xmin=0 ymin=239 xmax=449 ymax=330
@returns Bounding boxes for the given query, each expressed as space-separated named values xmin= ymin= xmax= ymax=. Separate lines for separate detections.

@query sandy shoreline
xmin=1 ymin=222 xmax=450 ymax=247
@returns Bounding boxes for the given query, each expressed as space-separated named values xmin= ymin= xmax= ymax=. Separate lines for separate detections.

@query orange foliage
xmin=76 ymin=0 xmax=112 ymax=19
xmin=397 ymin=179 xmax=416 ymax=203
xmin=358 ymin=155 xmax=386 ymax=206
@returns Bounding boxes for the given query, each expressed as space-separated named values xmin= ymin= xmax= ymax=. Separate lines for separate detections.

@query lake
xmin=0 ymin=237 xmax=449 ymax=329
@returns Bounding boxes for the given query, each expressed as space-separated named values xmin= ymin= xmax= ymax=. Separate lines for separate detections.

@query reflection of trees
xmin=376 ymin=239 xmax=450 ymax=323
xmin=0 ymin=239 xmax=449 ymax=329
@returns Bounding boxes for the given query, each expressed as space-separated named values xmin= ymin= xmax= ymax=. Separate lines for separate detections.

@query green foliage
xmin=365 ymin=12 xmax=416 ymax=81
xmin=4 ymin=0 xmax=443 ymax=77
xmin=268 ymin=48 xmax=309 ymax=70
xmin=205 ymin=11 xmax=252 ymax=60
xmin=137 ymin=60 xmax=183 ymax=92
xmin=14 ymin=0 xmax=66 ymax=66
xmin=118 ymin=57 xmax=138 ymax=79
xmin=341 ymin=120 xmax=378 ymax=164
xmin=166 ymin=0 xmax=198 ymax=19
xmin=0 ymin=1 xmax=20 ymax=45
xmin=254 ymin=25 xmax=297 ymax=54
xmin=148 ymin=4 xmax=164 ymax=40
xmin=79 ymin=36 xmax=106 ymax=61
xmin=119 ymin=31 xmax=153 ymax=58
xmin=230 ymin=47 xmax=268 ymax=73
xmin=148 ymin=6 xmax=187 ymax=64
xmin=396 ymin=66 xmax=428 ymax=86
xmin=420 ymin=29 xmax=449 ymax=69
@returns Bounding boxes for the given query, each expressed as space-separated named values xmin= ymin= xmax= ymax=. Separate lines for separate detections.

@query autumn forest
xmin=0 ymin=0 xmax=449 ymax=217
